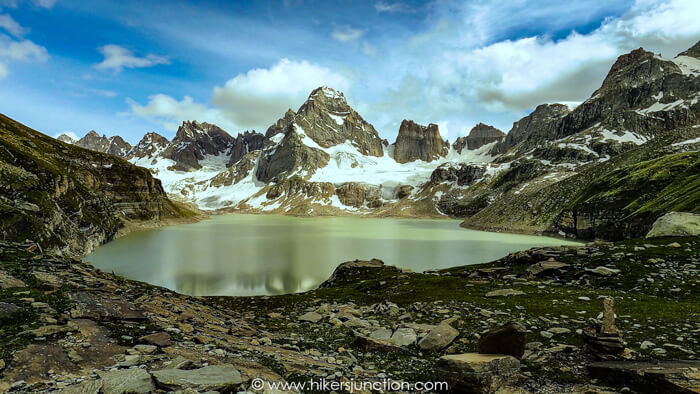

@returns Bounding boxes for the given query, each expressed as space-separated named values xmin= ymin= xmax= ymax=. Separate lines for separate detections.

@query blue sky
xmin=1 ymin=0 xmax=699 ymax=143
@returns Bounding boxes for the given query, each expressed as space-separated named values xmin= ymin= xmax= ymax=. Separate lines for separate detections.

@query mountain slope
xmin=0 ymin=113 xmax=195 ymax=256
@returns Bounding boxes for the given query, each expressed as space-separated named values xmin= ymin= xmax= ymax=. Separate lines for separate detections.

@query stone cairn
xmin=583 ymin=298 xmax=627 ymax=360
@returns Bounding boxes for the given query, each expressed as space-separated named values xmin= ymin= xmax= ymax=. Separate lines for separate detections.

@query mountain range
xmin=51 ymin=39 xmax=700 ymax=240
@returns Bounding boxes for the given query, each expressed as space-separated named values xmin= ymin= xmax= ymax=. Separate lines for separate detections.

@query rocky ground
xmin=0 ymin=236 xmax=698 ymax=393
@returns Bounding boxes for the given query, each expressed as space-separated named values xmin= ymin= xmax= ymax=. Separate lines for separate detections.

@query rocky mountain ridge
xmin=62 ymin=40 xmax=700 ymax=241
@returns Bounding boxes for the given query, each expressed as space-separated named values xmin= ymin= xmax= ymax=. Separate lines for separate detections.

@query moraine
xmin=84 ymin=214 xmax=579 ymax=297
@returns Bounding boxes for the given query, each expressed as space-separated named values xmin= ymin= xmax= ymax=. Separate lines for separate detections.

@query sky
xmin=0 ymin=0 xmax=699 ymax=144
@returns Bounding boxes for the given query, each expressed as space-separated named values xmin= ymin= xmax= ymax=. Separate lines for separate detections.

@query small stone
xmin=640 ymin=341 xmax=655 ymax=350
xmin=151 ymin=365 xmax=243 ymax=391
xmin=133 ymin=344 xmax=157 ymax=355
xmin=540 ymin=331 xmax=554 ymax=339
xmin=369 ymin=328 xmax=392 ymax=341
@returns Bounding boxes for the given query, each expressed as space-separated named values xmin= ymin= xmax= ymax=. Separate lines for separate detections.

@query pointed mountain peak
xmin=56 ymin=133 xmax=75 ymax=144
xmin=84 ymin=130 xmax=101 ymax=138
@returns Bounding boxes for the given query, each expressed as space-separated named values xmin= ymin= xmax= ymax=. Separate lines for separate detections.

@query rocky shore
xmin=1 ymin=235 xmax=697 ymax=393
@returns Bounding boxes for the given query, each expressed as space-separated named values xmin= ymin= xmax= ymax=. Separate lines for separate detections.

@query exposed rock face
xmin=75 ymin=131 xmax=133 ymax=158
xmin=265 ymin=108 xmax=296 ymax=139
xmin=162 ymin=121 xmax=236 ymax=171
xmin=293 ymin=87 xmax=385 ymax=156
xmin=128 ymin=132 xmax=169 ymax=159
xmin=255 ymin=131 xmax=330 ymax=183
xmin=464 ymin=123 xmax=504 ymax=151
xmin=646 ymin=212 xmax=700 ymax=238
xmin=393 ymin=120 xmax=449 ymax=163
xmin=335 ymin=182 xmax=382 ymax=208
xmin=430 ymin=163 xmax=486 ymax=186
xmin=227 ymin=131 xmax=265 ymax=167
xmin=0 ymin=113 xmax=189 ymax=256
xmin=493 ymin=104 xmax=570 ymax=155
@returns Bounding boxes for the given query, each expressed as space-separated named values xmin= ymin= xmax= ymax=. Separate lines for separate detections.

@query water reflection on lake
xmin=84 ymin=214 xmax=579 ymax=296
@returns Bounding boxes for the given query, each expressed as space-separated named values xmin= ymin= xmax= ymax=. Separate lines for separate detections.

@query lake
xmin=84 ymin=214 xmax=579 ymax=296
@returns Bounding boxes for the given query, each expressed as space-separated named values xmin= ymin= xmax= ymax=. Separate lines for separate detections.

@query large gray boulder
xmin=99 ymin=368 xmax=155 ymax=394
xmin=646 ymin=212 xmax=700 ymax=238
xmin=151 ymin=364 xmax=243 ymax=391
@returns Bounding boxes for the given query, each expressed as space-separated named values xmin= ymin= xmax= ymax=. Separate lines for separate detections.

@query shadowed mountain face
xmin=0 ymin=114 xmax=192 ymax=256
xmin=453 ymin=123 xmax=505 ymax=153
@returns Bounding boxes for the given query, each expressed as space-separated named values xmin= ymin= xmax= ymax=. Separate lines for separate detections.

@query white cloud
xmin=0 ymin=33 xmax=48 ymax=78
xmin=374 ymin=1 xmax=413 ymax=13
xmin=211 ymin=58 xmax=350 ymax=130
xmin=0 ymin=35 xmax=48 ymax=61
xmin=94 ymin=44 xmax=169 ymax=73
xmin=0 ymin=13 xmax=25 ymax=37
xmin=331 ymin=26 xmax=366 ymax=43
xmin=127 ymin=94 xmax=233 ymax=132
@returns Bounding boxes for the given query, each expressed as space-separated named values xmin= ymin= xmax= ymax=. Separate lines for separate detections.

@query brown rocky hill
xmin=0 ymin=113 xmax=195 ymax=257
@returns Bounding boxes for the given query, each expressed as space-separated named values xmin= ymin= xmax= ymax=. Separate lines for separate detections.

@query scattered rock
xmin=478 ymin=322 xmax=527 ymax=359
xmin=585 ymin=267 xmax=621 ymax=276
xmin=0 ymin=270 xmax=26 ymax=288
xmin=0 ymin=302 xmax=20 ymax=319
xmin=369 ymin=328 xmax=392 ymax=341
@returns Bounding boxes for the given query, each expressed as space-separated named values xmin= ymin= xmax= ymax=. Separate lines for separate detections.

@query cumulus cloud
xmin=211 ymin=58 xmax=350 ymax=130
xmin=331 ymin=26 xmax=366 ymax=43
xmin=127 ymin=94 xmax=234 ymax=132
xmin=128 ymin=58 xmax=350 ymax=133
xmin=0 ymin=13 xmax=25 ymax=37
xmin=94 ymin=44 xmax=169 ymax=73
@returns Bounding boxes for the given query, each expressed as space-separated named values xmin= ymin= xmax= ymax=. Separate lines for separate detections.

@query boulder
xmin=59 ymin=379 xmax=103 ymax=394
xmin=418 ymin=323 xmax=459 ymax=351
xmin=99 ymin=368 xmax=155 ymax=394
xmin=354 ymin=334 xmax=404 ymax=353
xmin=391 ymin=328 xmax=417 ymax=347
xmin=0 ymin=302 xmax=20 ymax=320
xmin=139 ymin=332 xmax=173 ymax=347
xmin=588 ymin=360 xmax=700 ymax=394
xmin=646 ymin=212 xmax=700 ymax=238
xmin=478 ymin=322 xmax=527 ymax=359
xmin=151 ymin=365 xmax=243 ymax=391
xmin=436 ymin=353 xmax=521 ymax=393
